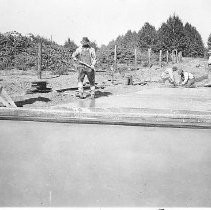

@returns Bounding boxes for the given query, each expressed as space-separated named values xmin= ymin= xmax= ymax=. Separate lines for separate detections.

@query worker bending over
xmin=178 ymin=69 xmax=195 ymax=88
xmin=161 ymin=66 xmax=178 ymax=86
xmin=72 ymin=37 xmax=96 ymax=99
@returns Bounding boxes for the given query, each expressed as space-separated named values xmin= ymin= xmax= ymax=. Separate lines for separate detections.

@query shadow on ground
xmin=15 ymin=97 xmax=51 ymax=107
xmin=56 ymin=86 xmax=98 ymax=93
xmin=94 ymin=90 xmax=112 ymax=99
xmin=56 ymin=82 xmax=99 ymax=93
xmin=76 ymin=90 xmax=112 ymax=100
xmin=42 ymin=75 xmax=60 ymax=79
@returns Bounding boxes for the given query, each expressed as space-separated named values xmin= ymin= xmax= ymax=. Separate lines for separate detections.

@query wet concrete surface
xmin=54 ymin=87 xmax=211 ymax=112
xmin=0 ymin=120 xmax=211 ymax=207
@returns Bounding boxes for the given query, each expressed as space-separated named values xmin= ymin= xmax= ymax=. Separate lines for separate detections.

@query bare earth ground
xmin=0 ymin=57 xmax=209 ymax=109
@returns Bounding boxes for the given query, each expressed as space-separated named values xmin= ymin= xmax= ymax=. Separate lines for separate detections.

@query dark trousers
xmin=78 ymin=67 xmax=95 ymax=86
xmin=185 ymin=78 xmax=195 ymax=88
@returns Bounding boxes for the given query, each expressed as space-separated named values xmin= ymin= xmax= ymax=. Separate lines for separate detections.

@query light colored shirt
xmin=72 ymin=46 xmax=96 ymax=66
xmin=163 ymin=68 xmax=175 ymax=82
xmin=181 ymin=72 xmax=194 ymax=85
xmin=208 ymin=56 xmax=211 ymax=65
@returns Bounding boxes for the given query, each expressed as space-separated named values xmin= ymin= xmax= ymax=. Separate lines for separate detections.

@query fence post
xmin=171 ymin=50 xmax=174 ymax=63
xmin=166 ymin=50 xmax=169 ymax=64
xmin=172 ymin=50 xmax=178 ymax=64
xmin=208 ymin=63 xmax=211 ymax=85
xmin=114 ymin=45 xmax=117 ymax=72
xmin=178 ymin=51 xmax=182 ymax=62
xmin=134 ymin=48 xmax=137 ymax=71
xmin=175 ymin=49 xmax=178 ymax=63
xmin=110 ymin=66 xmax=114 ymax=84
xmin=159 ymin=50 xmax=162 ymax=67
xmin=148 ymin=48 xmax=151 ymax=67
xmin=148 ymin=48 xmax=152 ymax=82
xmin=38 ymin=42 xmax=42 ymax=79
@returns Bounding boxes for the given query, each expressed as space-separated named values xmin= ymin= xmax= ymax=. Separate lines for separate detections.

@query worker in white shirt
xmin=72 ymin=37 xmax=96 ymax=99
xmin=160 ymin=66 xmax=178 ymax=86
xmin=178 ymin=69 xmax=195 ymax=88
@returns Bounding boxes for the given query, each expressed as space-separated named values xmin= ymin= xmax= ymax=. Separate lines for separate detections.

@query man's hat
xmin=81 ymin=37 xmax=90 ymax=45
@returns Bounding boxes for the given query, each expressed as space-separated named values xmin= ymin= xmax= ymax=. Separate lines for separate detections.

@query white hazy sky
xmin=0 ymin=0 xmax=211 ymax=46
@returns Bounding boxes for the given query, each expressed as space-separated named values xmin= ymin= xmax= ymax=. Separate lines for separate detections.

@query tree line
xmin=0 ymin=31 xmax=77 ymax=74
xmin=0 ymin=14 xmax=210 ymax=73
xmin=97 ymin=15 xmax=207 ymax=67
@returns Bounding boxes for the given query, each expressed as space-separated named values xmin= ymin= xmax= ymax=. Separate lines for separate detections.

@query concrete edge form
xmin=0 ymin=107 xmax=211 ymax=129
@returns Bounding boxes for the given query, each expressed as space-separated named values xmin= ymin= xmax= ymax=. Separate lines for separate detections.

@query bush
xmin=0 ymin=31 xmax=75 ymax=73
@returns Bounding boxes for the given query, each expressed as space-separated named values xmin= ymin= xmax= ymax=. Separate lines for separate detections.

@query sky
xmin=0 ymin=0 xmax=211 ymax=46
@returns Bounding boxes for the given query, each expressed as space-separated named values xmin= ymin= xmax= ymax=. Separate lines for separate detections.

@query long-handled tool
xmin=78 ymin=61 xmax=94 ymax=70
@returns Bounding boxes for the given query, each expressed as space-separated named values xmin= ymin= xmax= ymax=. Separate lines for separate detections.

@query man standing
xmin=72 ymin=37 xmax=96 ymax=99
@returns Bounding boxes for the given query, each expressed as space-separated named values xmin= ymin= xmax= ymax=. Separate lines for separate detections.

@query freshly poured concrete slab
xmin=0 ymin=120 xmax=211 ymax=207
xmin=0 ymin=87 xmax=211 ymax=128
xmin=54 ymin=87 xmax=211 ymax=112
xmin=0 ymin=87 xmax=211 ymax=207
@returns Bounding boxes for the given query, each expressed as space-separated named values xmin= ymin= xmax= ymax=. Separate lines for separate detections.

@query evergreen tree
xmin=138 ymin=22 xmax=157 ymax=51
xmin=157 ymin=15 xmax=186 ymax=52
xmin=121 ymin=30 xmax=138 ymax=49
xmin=184 ymin=23 xmax=204 ymax=57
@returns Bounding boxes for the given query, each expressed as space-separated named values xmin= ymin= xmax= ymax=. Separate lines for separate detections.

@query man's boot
xmin=90 ymin=86 xmax=95 ymax=99
xmin=79 ymin=92 xmax=85 ymax=99
xmin=78 ymin=82 xmax=85 ymax=99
